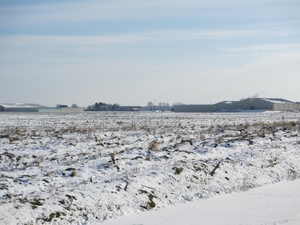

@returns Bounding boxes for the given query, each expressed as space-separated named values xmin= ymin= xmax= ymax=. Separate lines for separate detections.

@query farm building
xmin=38 ymin=107 xmax=84 ymax=113
xmin=115 ymin=106 xmax=143 ymax=111
xmin=0 ymin=103 xmax=84 ymax=113
xmin=174 ymin=98 xmax=300 ymax=112
xmin=0 ymin=103 xmax=45 ymax=112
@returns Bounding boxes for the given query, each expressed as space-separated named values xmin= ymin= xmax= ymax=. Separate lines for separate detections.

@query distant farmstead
xmin=0 ymin=103 xmax=84 ymax=113
xmin=57 ymin=105 xmax=68 ymax=108
xmin=39 ymin=107 xmax=84 ymax=113
xmin=174 ymin=98 xmax=300 ymax=112
xmin=0 ymin=103 xmax=45 ymax=112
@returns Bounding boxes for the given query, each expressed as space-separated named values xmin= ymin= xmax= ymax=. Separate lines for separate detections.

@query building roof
xmin=176 ymin=97 xmax=297 ymax=108
xmin=220 ymin=101 xmax=238 ymax=105
xmin=0 ymin=103 xmax=45 ymax=108
xmin=261 ymin=98 xmax=295 ymax=104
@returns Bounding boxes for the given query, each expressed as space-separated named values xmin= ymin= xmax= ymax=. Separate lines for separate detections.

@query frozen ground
xmin=102 ymin=179 xmax=300 ymax=225
xmin=0 ymin=112 xmax=299 ymax=224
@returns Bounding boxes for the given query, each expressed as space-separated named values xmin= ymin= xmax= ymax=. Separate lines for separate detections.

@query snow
xmin=0 ymin=103 xmax=45 ymax=108
xmin=101 ymin=179 xmax=300 ymax=225
xmin=0 ymin=111 xmax=300 ymax=224
xmin=262 ymin=98 xmax=295 ymax=104
xmin=223 ymin=101 xmax=234 ymax=104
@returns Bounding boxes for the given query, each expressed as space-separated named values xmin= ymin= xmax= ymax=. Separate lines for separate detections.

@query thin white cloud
xmin=225 ymin=44 xmax=300 ymax=52
xmin=0 ymin=29 xmax=289 ymax=48
xmin=1 ymin=0 xmax=299 ymax=25
xmin=0 ymin=28 xmax=296 ymax=64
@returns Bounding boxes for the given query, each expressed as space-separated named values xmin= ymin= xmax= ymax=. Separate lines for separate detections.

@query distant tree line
xmin=147 ymin=102 xmax=170 ymax=108
xmin=86 ymin=102 xmax=120 ymax=111
xmin=55 ymin=104 xmax=79 ymax=108
xmin=85 ymin=101 xmax=175 ymax=111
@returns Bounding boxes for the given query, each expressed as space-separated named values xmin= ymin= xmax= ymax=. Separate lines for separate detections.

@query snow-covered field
xmin=0 ymin=112 xmax=299 ymax=224
xmin=102 ymin=179 xmax=300 ymax=225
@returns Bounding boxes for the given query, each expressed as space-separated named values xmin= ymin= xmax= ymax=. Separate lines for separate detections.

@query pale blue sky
xmin=0 ymin=0 xmax=299 ymax=107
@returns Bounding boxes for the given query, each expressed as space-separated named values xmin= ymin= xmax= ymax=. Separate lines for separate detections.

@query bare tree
xmin=147 ymin=101 xmax=154 ymax=107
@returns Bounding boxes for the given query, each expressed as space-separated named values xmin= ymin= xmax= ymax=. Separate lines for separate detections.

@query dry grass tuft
xmin=149 ymin=140 xmax=159 ymax=151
